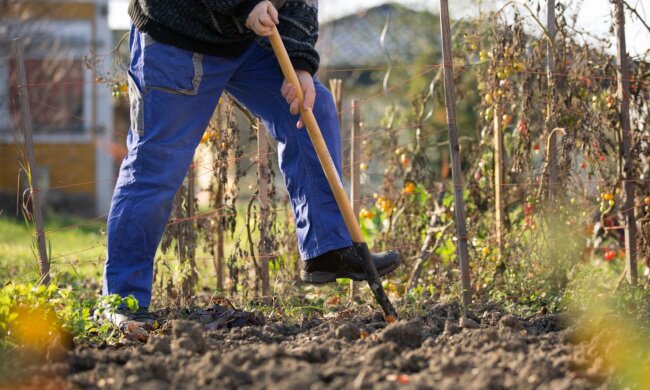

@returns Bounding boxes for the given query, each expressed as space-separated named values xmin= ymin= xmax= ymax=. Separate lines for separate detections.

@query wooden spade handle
xmin=269 ymin=27 xmax=365 ymax=243
xmin=269 ymin=27 xmax=399 ymax=320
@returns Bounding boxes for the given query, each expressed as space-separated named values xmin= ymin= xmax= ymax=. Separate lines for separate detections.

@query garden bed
xmin=7 ymin=302 xmax=610 ymax=390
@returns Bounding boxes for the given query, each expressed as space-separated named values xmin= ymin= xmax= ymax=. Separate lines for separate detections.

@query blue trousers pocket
xmin=128 ymin=72 xmax=145 ymax=136
xmin=141 ymin=34 xmax=203 ymax=96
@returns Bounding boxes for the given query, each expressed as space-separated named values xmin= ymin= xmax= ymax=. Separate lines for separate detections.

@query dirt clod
xmin=379 ymin=320 xmax=425 ymax=349
xmin=144 ymin=334 xmax=171 ymax=354
xmin=499 ymin=314 xmax=524 ymax=330
xmin=335 ymin=322 xmax=360 ymax=340
xmin=460 ymin=315 xmax=480 ymax=329
xmin=443 ymin=318 xmax=461 ymax=335
xmin=170 ymin=320 xmax=206 ymax=354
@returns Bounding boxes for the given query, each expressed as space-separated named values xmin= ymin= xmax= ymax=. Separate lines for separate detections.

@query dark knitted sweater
xmin=129 ymin=0 xmax=320 ymax=74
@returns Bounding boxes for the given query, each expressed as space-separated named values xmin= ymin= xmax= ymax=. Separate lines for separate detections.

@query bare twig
xmin=622 ymin=0 xmax=650 ymax=34
xmin=246 ymin=196 xmax=262 ymax=294
xmin=405 ymin=210 xmax=452 ymax=298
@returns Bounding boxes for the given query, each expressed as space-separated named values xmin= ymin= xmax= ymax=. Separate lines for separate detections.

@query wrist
xmin=238 ymin=0 xmax=264 ymax=19
xmin=291 ymin=58 xmax=317 ymax=75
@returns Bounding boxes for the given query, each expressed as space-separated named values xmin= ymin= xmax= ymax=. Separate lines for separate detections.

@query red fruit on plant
xmin=400 ymin=153 xmax=409 ymax=166
xmin=598 ymin=154 xmax=606 ymax=162
xmin=517 ymin=119 xmax=528 ymax=136
xmin=524 ymin=202 xmax=535 ymax=216
xmin=580 ymin=162 xmax=587 ymax=170
xmin=604 ymin=250 xmax=616 ymax=262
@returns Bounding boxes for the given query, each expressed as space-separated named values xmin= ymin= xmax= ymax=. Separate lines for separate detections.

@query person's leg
xmin=102 ymin=26 xmax=237 ymax=307
xmin=225 ymin=44 xmax=352 ymax=261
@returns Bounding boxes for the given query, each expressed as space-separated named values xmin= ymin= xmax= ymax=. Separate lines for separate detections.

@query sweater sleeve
xmin=200 ymin=0 xmax=262 ymax=16
xmin=277 ymin=1 xmax=320 ymax=74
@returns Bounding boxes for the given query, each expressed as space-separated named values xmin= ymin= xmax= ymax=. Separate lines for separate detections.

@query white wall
xmin=94 ymin=0 xmax=115 ymax=216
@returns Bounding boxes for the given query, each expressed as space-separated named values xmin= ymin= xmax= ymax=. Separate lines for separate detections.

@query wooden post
xmin=330 ymin=79 xmax=344 ymax=167
xmin=614 ymin=0 xmax=638 ymax=284
xmin=349 ymin=100 xmax=362 ymax=299
xmin=493 ymin=103 xmax=505 ymax=253
xmin=13 ymin=38 xmax=50 ymax=285
xmin=439 ymin=0 xmax=472 ymax=308
xmin=215 ymin=183 xmax=225 ymax=291
xmin=329 ymin=79 xmax=343 ymax=128
xmin=187 ymin=161 xmax=197 ymax=289
xmin=257 ymin=119 xmax=270 ymax=296
xmin=215 ymin=103 xmax=225 ymax=291
xmin=288 ymin=205 xmax=300 ymax=279
xmin=546 ymin=0 xmax=558 ymax=199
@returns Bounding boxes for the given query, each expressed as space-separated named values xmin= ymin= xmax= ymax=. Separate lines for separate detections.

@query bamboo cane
xmin=614 ymin=0 xmax=638 ymax=285
xmin=349 ymin=100 xmax=361 ymax=299
xmin=257 ymin=119 xmax=270 ymax=296
xmin=546 ymin=0 xmax=558 ymax=199
xmin=268 ymin=26 xmax=398 ymax=319
xmin=439 ymin=0 xmax=472 ymax=308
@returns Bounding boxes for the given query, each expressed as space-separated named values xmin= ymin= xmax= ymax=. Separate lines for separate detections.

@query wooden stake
xmin=439 ymin=0 xmax=472 ymax=308
xmin=493 ymin=103 xmax=505 ymax=254
xmin=288 ymin=205 xmax=300 ymax=279
xmin=614 ymin=0 xmax=638 ymax=284
xmin=257 ymin=119 xmax=270 ymax=296
xmin=215 ymin=103 xmax=225 ymax=291
xmin=329 ymin=79 xmax=343 ymax=129
xmin=187 ymin=161 xmax=197 ymax=290
xmin=330 ymin=79 xmax=344 ymax=168
xmin=269 ymin=27 xmax=398 ymax=319
xmin=215 ymin=182 xmax=225 ymax=291
xmin=349 ymin=100 xmax=362 ymax=299
xmin=546 ymin=0 xmax=558 ymax=199
xmin=13 ymin=38 xmax=50 ymax=285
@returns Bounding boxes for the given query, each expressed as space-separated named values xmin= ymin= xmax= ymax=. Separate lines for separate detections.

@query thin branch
xmin=623 ymin=0 xmax=650 ymax=34
xmin=494 ymin=1 xmax=556 ymax=50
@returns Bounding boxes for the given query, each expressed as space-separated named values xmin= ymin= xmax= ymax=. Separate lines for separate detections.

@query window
xmin=8 ymin=58 xmax=85 ymax=134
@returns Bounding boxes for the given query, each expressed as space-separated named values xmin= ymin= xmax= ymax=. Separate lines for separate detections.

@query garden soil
xmin=10 ymin=302 xmax=610 ymax=389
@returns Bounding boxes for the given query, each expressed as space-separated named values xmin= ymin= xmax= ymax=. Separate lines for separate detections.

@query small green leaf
xmin=124 ymin=295 xmax=139 ymax=313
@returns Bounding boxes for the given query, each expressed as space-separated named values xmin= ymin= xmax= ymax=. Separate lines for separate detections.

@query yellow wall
xmin=7 ymin=2 xmax=95 ymax=21
xmin=0 ymin=143 xmax=95 ymax=196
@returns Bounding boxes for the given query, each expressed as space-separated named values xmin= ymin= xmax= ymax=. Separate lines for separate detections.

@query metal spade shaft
xmin=269 ymin=27 xmax=398 ymax=319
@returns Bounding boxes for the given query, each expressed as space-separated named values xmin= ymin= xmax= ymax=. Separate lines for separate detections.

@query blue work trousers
xmin=103 ymin=26 xmax=351 ymax=307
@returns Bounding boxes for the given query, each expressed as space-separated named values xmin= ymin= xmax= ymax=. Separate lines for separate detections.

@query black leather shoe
xmin=301 ymin=245 xmax=401 ymax=284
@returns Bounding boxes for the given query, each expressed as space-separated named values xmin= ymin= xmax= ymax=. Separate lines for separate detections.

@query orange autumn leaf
xmin=396 ymin=374 xmax=410 ymax=385
xmin=387 ymin=374 xmax=410 ymax=385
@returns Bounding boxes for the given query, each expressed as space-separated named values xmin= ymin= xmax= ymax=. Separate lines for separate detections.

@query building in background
xmin=0 ymin=0 xmax=114 ymax=216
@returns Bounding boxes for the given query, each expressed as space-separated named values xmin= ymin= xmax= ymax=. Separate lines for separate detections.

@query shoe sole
xmin=300 ymin=260 xmax=401 ymax=284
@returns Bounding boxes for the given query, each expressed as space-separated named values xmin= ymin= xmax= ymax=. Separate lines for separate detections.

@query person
xmin=102 ymin=0 xmax=401 ymax=327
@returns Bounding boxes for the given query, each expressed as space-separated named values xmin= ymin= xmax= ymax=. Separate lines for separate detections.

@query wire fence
xmin=3 ymin=4 xmax=649 ymax=298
